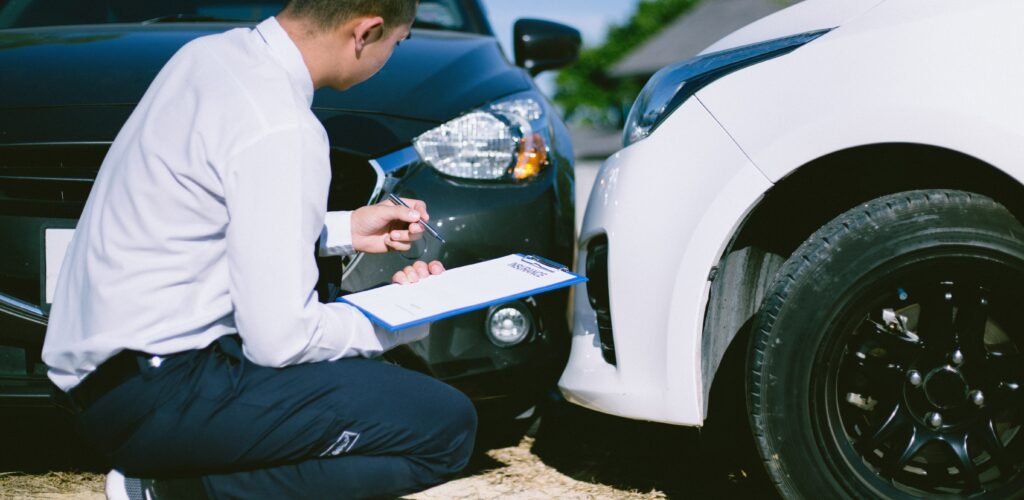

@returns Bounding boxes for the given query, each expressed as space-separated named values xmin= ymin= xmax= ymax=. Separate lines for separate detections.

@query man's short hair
xmin=282 ymin=0 xmax=417 ymax=33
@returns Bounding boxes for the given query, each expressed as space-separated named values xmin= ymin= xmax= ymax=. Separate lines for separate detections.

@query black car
xmin=0 ymin=0 xmax=580 ymax=421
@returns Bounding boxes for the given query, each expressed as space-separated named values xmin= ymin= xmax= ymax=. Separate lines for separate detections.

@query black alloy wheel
xmin=749 ymin=190 xmax=1024 ymax=499
xmin=823 ymin=258 xmax=1023 ymax=496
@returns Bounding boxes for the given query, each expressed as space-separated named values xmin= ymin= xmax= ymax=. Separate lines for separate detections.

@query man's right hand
xmin=350 ymin=198 xmax=429 ymax=253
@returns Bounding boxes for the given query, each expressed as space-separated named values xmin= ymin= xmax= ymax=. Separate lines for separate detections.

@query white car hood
xmin=700 ymin=0 xmax=888 ymax=55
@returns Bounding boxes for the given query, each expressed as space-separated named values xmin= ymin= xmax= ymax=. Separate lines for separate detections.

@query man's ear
xmin=352 ymin=16 xmax=385 ymax=53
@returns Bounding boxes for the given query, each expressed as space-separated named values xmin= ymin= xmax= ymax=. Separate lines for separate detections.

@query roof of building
xmin=610 ymin=0 xmax=793 ymax=78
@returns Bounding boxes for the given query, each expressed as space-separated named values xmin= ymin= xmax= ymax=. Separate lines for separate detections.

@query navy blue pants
xmin=75 ymin=336 xmax=477 ymax=499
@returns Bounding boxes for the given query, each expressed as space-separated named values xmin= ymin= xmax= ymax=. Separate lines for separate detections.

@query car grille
xmin=0 ymin=144 xmax=105 ymax=308
xmin=585 ymin=235 xmax=616 ymax=365
xmin=0 ymin=144 xmax=106 ymax=218
xmin=0 ymin=143 xmax=380 ymax=313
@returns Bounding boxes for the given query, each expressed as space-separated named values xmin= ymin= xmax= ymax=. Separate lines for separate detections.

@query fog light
xmin=486 ymin=303 xmax=533 ymax=347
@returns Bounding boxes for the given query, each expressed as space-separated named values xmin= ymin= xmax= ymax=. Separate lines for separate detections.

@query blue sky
xmin=480 ymin=0 xmax=641 ymax=94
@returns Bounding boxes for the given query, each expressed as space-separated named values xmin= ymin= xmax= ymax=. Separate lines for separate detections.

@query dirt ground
xmin=0 ymin=397 xmax=777 ymax=499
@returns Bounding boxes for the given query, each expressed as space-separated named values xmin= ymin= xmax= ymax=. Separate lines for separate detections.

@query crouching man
xmin=42 ymin=1 xmax=476 ymax=498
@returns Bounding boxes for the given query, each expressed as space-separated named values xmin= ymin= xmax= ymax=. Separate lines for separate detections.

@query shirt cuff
xmin=319 ymin=211 xmax=356 ymax=257
xmin=372 ymin=322 xmax=431 ymax=352
xmin=318 ymin=303 xmax=431 ymax=359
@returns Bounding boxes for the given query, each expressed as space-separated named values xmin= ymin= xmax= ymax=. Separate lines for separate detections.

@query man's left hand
xmin=351 ymin=197 xmax=429 ymax=253
xmin=392 ymin=260 xmax=445 ymax=285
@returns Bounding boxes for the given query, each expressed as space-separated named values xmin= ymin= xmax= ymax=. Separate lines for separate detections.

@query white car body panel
xmin=560 ymin=0 xmax=1024 ymax=426
xmin=700 ymin=0 xmax=1024 ymax=184
xmin=701 ymin=0 xmax=885 ymax=54
xmin=560 ymin=99 xmax=770 ymax=425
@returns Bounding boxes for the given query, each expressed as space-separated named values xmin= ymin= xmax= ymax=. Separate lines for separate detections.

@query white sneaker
xmin=105 ymin=468 xmax=208 ymax=500
xmin=105 ymin=468 xmax=147 ymax=500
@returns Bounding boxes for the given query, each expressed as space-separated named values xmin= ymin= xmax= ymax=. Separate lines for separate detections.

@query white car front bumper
xmin=558 ymin=98 xmax=771 ymax=426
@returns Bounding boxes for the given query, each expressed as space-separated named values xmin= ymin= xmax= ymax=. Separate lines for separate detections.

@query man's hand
xmin=351 ymin=197 xmax=429 ymax=253
xmin=392 ymin=260 xmax=445 ymax=285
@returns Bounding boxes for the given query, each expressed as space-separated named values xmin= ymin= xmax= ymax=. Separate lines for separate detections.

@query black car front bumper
xmin=0 ymin=144 xmax=576 ymax=419
xmin=334 ymin=156 xmax=576 ymax=418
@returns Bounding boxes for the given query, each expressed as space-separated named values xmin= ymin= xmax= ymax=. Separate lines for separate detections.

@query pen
xmin=387 ymin=193 xmax=446 ymax=245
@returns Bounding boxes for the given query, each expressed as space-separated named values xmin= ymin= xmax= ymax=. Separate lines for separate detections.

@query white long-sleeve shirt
xmin=42 ymin=17 xmax=420 ymax=392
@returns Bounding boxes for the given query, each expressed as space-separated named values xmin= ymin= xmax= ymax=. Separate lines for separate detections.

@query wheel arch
xmin=700 ymin=142 xmax=1024 ymax=417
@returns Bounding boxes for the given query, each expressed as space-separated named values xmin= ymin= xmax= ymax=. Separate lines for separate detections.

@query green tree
xmin=554 ymin=0 xmax=698 ymax=128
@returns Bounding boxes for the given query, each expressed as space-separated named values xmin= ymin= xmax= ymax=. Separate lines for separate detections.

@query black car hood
xmin=0 ymin=23 xmax=531 ymax=127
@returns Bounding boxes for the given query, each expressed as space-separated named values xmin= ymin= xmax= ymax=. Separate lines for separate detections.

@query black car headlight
xmin=623 ymin=29 xmax=831 ymax=147
xmin=414 ymin=91 xmax=550 ymax=181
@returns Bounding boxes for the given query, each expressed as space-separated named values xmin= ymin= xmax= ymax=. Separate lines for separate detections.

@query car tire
xmin=748 ymin=190 xmax=1024 ymax=498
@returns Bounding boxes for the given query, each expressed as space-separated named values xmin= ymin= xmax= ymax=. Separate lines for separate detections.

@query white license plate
xmin=44 ymin=228 xmax=75 ymax=304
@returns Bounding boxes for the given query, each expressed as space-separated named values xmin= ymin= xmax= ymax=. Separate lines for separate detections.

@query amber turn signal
xmin=512 ymin=133 xmax=548 ymax=180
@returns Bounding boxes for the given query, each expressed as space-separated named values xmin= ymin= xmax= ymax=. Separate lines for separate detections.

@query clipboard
xmin=337 ymin=254 xmax=586 ymax=331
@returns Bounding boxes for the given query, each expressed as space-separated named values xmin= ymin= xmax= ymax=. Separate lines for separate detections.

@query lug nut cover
xmin=908 ymin=370 xmax=923 ymax=386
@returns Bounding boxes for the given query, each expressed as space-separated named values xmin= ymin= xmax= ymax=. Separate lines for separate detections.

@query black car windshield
xmin=0 ymin=0 xmax=475 ymax=32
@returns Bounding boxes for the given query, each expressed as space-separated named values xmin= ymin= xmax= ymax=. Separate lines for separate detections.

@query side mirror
xmin=513 ymin=18 xmax=581 ymax=76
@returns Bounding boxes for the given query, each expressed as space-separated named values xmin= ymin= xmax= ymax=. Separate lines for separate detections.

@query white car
xmin=559 ymin=0 xmax=1024 ymax=497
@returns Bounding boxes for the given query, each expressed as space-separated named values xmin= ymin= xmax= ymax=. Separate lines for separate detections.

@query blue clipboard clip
xmin=520 ymin=254 xmax=570 ymax=273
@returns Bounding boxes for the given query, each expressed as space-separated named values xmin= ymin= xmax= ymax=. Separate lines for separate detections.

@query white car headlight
xmin=414 ymin=93 xmax=549 ymax=181
xmin=623 ymin=29 xmax=831 ymax=147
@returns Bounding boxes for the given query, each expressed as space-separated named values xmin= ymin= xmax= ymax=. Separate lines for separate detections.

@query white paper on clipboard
xmin=338 ymin=254 xmax=586 ymax=331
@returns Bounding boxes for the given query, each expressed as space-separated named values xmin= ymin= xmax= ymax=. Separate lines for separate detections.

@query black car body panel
xmin=0 ymin=3 xmax=577 ymax=417
xmin=0 ymin=25 xmax=531 ymax=126
xmin=317 ymin=30 xmax=533 ymax=129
